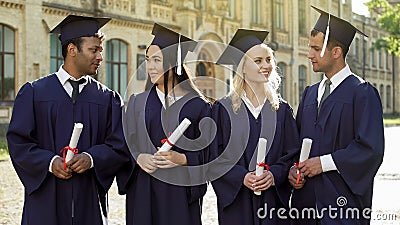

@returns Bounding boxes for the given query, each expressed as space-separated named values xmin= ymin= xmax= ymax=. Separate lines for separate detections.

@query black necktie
xmin=68 ymin=79 xmax=85 ymax=102
xmin=318 ymin=79 xmax=331 ymax=114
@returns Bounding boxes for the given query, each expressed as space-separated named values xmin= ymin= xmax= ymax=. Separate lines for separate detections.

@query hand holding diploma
xmin=254 ymin=138 xmax=269 ymax=195
xmin=61 ymin=123 xmax=83 ymax=170
xmin=295 ymin=138 xmax=312 ymax=184
xmin=51 ymin=157 xmax=73 ymax=179
xmin=153 ymin=118 xmax=191 ymax=168
xmin=158 ymin=118 xmax=191 ymax=152
xmin=153 ymin=150 xmax=187 ymax=168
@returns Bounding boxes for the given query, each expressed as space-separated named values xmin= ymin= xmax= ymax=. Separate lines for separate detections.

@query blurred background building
xmin=0 ymin=0 xmax=399 ymax=136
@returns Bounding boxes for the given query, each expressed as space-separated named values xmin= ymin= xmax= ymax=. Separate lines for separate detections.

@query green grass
xmin=383 ymin=114 xmax=400 ymax=126
xmin=0 ymin=141 xmax=9 ymax=161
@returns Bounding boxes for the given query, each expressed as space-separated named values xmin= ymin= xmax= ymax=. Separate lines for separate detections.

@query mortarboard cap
xmin=216 ymin=29 xmax=269 ymax=66
xmin=50 ymin=15 xmax=111 ymax=45
xmin=150 ymin=23 xmax=197 ymax=75
xmin=311 ymin=6 xmax=367 ymax=57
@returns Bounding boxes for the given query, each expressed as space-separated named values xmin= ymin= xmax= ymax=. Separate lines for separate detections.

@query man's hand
xmin=298 ymin=157 xmax=323 ymax=178
xmin=67 ymin=153 xmax=92 ymax=173
xmin=288 ymin=166 xmax=306 ymax=189
xmin=52 ymin=157 xmax=72 ymax=179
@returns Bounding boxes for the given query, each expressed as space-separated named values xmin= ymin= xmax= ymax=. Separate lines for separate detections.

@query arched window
xmin=277 ymin=62 xmax=286 ymax=99
xmin=106 ymin=39 xmax=129 ymax=96
xmin=195 ymin=49 xmax=215 ymax=99
xmin=50 ymin=33 xmax=64 ymax=73
xmin=0 ymin=24 xmax=15 ymax=101
xmin=298 ymin=65 xmax=307 ymax=101
xmin=196 ymin=62 xmax=207 ymax=76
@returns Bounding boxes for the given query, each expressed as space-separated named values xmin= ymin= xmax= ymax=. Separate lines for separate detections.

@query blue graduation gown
xmin=7 ymin=74 xmax=129 ymax=225
xmin=210 ymin=97 xmax=300 ymax=225
xmin=118 ymin=86 xmax=211 ymax=225
xmin=291 ymin=75 xmax=384 ymax=225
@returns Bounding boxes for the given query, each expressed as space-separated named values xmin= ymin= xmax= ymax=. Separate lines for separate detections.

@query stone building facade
xmin=0 ymin=0 xmax=398 ymax=133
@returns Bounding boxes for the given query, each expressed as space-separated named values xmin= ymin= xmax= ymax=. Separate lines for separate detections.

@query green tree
xmin=366 ymin=0 xmax=400 ymax=56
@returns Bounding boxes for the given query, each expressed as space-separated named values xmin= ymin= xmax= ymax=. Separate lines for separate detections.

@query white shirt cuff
xmin=320 ymin=154 xmax=338 ymax=172
xmin=82 ymin=152 xmax=94 ymax=168
xmin=49 ymin=155 xmax=61 ymax=173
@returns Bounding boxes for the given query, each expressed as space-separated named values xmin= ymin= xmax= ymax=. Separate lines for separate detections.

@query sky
xmin=352 ymin=0 xmax=370 ymax=16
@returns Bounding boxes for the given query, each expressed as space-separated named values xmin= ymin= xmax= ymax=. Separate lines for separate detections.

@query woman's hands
xmin=137 ymin=150 xmax=187 ymax=173
xmin=243 ymin=170 xmax=274 ymax=192
xmin=153 ymin=150 xmax=187 ymax=168
xmin=137 ymin=153 xmax=158 ymax=174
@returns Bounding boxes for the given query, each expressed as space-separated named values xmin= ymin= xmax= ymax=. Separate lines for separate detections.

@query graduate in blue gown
xmin=288 ymin=6 xmax=384 ymax=225
xmin=209 ymin=29 xmax=300 ymax=225
xmin=117 ymin=23 xmax=212 ymax=225
xmin=6 ymin=15 xmax=129 ymax=225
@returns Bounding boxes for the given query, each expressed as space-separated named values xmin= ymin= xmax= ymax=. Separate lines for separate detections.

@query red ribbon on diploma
xmin=161 ymin=132 xmax=173 ymax=147
xmin=60 ymin=146 xmax=79 ymax=170
xmin=257 ymin=162 xmax=270 ymax=171
xmin=294 ymin=162 xmax=301 ymax=184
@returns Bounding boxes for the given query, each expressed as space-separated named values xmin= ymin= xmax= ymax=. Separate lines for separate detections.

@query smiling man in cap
xmin=7 ymin=15 xmax=129 ymax=225
xmin=288 ymin=6 xmax=384 ymax=225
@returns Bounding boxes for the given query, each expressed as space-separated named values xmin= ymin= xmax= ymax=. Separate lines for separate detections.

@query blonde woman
xmin=210 ymin=29 xmax=300 ymax=225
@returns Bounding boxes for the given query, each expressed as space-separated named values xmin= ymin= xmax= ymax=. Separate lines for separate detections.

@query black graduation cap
xmin=50 ymin=15 xmax=111 ymax=44
xmin=150 ymin=23 xmax=197 ymax=75
xmin=216 ymin=29 xmax=269 ymax=66
xmin=311 ymin=5 xmax=367 ymax=57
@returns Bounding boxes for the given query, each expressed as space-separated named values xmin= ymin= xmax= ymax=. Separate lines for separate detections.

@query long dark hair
xmin=144 ymin=45 xmax=206 ymax=134
xmin=144 ymin=45 xmax=204 ymax=109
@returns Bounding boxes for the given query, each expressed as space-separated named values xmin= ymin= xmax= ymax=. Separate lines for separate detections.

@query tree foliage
xmin=366 ymin=0 xmax=400 ymax=56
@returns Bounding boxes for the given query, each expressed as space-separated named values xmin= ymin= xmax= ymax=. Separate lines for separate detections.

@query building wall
xmin=0 ymin=0 xmax=398 ymax=130
xmin=350 ymin=13 xmax=398 ymax=114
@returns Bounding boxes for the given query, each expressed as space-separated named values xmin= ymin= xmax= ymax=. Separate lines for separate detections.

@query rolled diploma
xmin=254 ymin=138 xmax=267 ymax=195
xmin=299 ymin=138 xmax=312 ymax=162
xmin=66 ymin=123 xmax=83 ymax=163
xmin=157 ymin=118 xmax=191 ymax=152
xmin=295 ymin=138 xmax=313 ymax=184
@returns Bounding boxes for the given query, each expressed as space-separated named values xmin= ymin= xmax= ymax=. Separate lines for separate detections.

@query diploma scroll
xmin=299 ymin=138 xmax=312 ymax=163
xmin=254 ymin=138 xmax=268 ymax=195
xmin=66 ymin=123 xmax=83 ymax=163
xmin=158 ymin=118 xmax=191 ymax=152
xmin=296 ymin=138 xmax=313 ymax=184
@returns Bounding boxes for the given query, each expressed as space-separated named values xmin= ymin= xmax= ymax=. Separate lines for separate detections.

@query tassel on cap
xmin=150 ymin=23 xmax=197 ymax=73
xmin=320 ymin=13 xmax=330 ymax=57
xmin=176 ymin=34 xmax=182 ymax=75
xmin=311 ymin=6 xmax=368 ymax=56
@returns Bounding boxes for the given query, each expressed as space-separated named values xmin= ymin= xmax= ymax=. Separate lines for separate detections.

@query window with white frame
xmin=0 ymin=24 xmax=15 ymax=101
xmin=106 ymin=39 xmax=129 ymax=96
xmin=50 ymin=33 xmax=64 ymax=73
